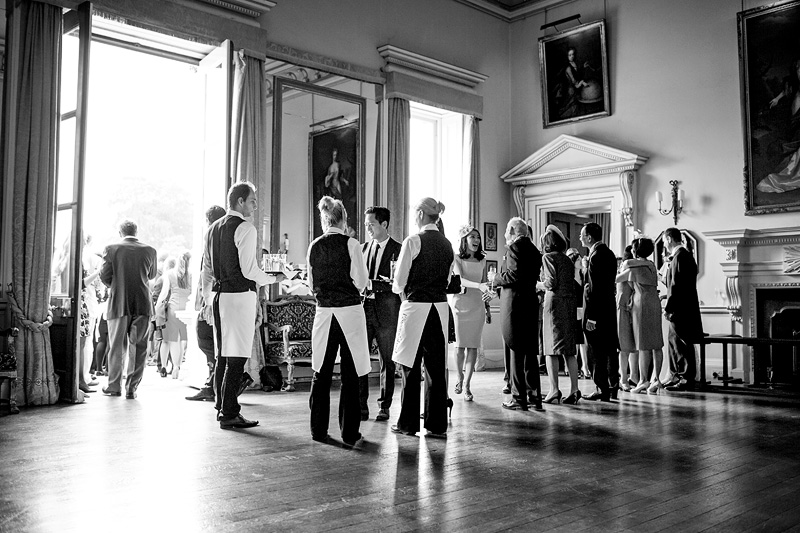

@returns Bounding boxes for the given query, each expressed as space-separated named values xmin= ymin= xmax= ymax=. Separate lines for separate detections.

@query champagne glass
xmin=487 ymin=265 xmax=497 ymax=290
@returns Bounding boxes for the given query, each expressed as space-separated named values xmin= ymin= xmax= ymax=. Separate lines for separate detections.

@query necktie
xmin=369 ymin=242 xmax=380 ymax=279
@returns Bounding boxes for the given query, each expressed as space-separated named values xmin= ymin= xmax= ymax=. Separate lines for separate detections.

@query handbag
xmin=155 ymin=287 xmax=171 ymax=329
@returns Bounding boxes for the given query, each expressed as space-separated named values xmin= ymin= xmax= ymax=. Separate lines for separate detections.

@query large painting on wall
xmin=538 ymin=20 xmax=610 ymax=129
xmin=309 ymin=120 xmax=360 ymax=240
xmin=739 ymin=1 xmax=800 ymax=215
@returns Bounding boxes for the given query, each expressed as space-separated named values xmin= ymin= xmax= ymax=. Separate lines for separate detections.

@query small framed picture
xmin=484 ymin=222 xmax=498 ymax=251
xmin=486 ymin=259 xmax=498 ymax=275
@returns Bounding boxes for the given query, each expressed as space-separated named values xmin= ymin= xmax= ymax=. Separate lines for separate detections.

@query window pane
xmin=61 ymin=33 xmax=80 ymax=114
xmin=51 ymin=208 xmax=74 ymax=296
xmin=57 ymin=116 xmax=76 ymax=205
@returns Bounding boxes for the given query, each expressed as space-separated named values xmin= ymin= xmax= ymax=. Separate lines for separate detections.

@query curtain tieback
xmin=6 ymin=286 xmax=53 ymax=332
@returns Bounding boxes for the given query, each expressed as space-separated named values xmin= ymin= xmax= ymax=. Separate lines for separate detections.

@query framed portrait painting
xmin=538 ymin=20 xmax=610 ymax=128
xmin=484 ymin=222 xmax=498 ymax=252
xmin=739 ymin=1 xmax=800 ymax=215
xmin=309 ymin=120 xmax=360 ymax=240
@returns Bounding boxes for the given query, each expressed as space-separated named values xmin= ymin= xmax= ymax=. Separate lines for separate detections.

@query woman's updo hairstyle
xmin=318 ymin=195 xmax=346 ymax=230
xmin=633 ymin=237 xmax=655 ymax=259
xmin=414 ymin=197 xmax=445 ymax=222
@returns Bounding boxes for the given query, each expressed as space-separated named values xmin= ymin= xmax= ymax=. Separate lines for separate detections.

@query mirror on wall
xmin=266 ymin=63 xmax=381 ymax=267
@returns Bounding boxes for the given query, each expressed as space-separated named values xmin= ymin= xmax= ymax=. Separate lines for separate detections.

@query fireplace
xmin=754 ymin=287 xmax=800 ymax=385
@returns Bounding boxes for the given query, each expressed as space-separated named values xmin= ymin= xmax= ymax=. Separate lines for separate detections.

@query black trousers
xmin=668 ymin=323 xmax=697 ymax=383
xmin=91 ymin=316 xmax=108 ymax=373
xmin=196 ymin=316 xmax=216 ymax=390
xmin=309 ymin=316 xmax=362 ymax=442
xmin=358 ymin=299 xmax=397 ymax=412
xmin=509 ymin=346 xmax=540 ymax=405
xmin=396 ymin=306 xmax=447 ymax=435
xmin=214 ymin=355 xmax=245 ymax=419
xmin=586 ymin=332 xmax=619 ymax=394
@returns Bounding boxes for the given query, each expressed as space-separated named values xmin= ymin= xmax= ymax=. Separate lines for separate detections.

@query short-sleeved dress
xmin=541 ymin=251 xmax=577 ymax=356
xmin=450 ymin=256 xmax=486 ymax=348
xmin=161 ymin=271 xmax=192 ymax=343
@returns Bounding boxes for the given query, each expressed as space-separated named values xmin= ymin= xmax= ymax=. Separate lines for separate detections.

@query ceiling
xmin=454 ymin=0 xmax=575 ymax=22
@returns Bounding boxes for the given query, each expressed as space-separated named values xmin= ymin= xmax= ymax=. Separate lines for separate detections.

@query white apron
xmin=215 ymin=291 xmax=257 ymax=358
xmin=392 ymin=301 xmax=449 ymax=368
xmin=311 ymin=304 xmax=371 ymax=376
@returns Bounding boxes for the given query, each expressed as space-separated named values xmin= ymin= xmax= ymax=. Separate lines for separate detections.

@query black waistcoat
xmin=209 ymin=215 xmax=256 ymax=293
xmin=309 ymin=233 xmax=362 ymax=307
xmin=405 ymin=230 xmax=453 ymax=303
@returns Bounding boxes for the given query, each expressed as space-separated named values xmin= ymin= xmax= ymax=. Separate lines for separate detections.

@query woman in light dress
xmin=616 ymin=237 xmax=665 ymax=393
xmin=156 ymin=251 xmax=192 ymax=379
xmin=450 ymin=225 xmax=488 ymax=402
xmin=617 ymin=245 xmax=638 ymax=391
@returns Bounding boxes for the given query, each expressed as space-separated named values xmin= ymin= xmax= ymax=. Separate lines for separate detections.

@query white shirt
xmin=306 ymin=226 xmax=368 ymax=293
xmin=201 ymin=210 xmax=274 ymax=302
xmin=364 ymin=236 xmax=390 ymax=277
xmin=392 ymin=223 xmax=455 ymax=295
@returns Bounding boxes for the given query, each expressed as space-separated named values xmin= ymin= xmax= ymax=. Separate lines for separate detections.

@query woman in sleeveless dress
xmin=156 ymin=251 xmax=192 ymax=379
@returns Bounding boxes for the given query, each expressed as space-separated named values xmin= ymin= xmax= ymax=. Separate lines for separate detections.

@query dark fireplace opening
xmin=754 ymin=287 xmax=800 ymax=386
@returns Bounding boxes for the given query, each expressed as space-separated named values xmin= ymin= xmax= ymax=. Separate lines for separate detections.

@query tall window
xmin=408 ymin=102 xmax=468 ymax=238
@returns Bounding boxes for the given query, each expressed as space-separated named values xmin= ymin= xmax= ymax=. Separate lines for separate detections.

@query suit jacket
xmin=496 ymin=236 xmax=542 ymax=352
xmin=583 ymin=242 xmax=619 ymax=350
xmin=362 ymin=237 xmax=402 ymax=327
xmin=665 ymin=246 xmax=703 ymax=341
xmin=100 ymin=237 xmax=158 ymax=320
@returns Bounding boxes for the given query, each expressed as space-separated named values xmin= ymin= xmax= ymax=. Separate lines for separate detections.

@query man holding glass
xmin=358 ymin=206 xmax=402 ymax=422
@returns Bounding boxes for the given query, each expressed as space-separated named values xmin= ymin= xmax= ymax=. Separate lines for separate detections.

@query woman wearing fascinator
xmin=537 ymin=224 xmax=581 ymax=404
xmin=450 ymin=224 xmax=490 ymax=401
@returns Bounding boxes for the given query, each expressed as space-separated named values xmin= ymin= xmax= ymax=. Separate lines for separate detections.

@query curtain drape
xmin=230 ymin=50 xmax=269 ymax=385
xmin=7 ymin=0 xmax=62 ymax=405
xmin=386 ymin=98 xmax=410 ymax=240
xmin=592 ymin=212 xmax=611 ymax=246
xmin=465 ymin=116 xmax=480 ymax=227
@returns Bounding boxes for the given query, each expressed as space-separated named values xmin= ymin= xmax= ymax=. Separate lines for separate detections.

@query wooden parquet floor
xmin=2 ymin=368 xmax=800 ymax=533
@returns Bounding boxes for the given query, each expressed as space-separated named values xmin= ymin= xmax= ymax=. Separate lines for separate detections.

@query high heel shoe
xmin=172 ymin=368 xmax=180 ymax=380
xmin=159 ymin=368 xmax=167 ymax=378
xmin=543 ymin=390 xmax=562 ymax=404
xmin=618 ymin=381 xmax=632 ymax=392
xmin=562 ymin=390 xmax=582 ymax=404
xmin=631 ymin=381 xmax=650 ymax=394
xmin=447 ymin=397 xmax=454 ymax=417
xmin=464 ymin=388 xmax=473 ymax=402
xmin=454 ymin=381 xmax=463 ymax=395
xmin=647 ymin=380 xmax=663 ymax=394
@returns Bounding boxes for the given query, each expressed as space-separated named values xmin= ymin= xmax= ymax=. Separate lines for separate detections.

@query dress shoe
xmin=425 ymin=430 xmax=447 ymax=439
xmin=79 ymin=385 xmax=95 ymax=394
xmin=125 ymin=391 xmax=137 ymax=400
xmin=391 ymin=425 xmax=416 ymax=436
xmin=186 ymin=388 xmax=215 ymax=402
xmin=610 ymin=386 xmax=619 ymax=400
xmin=220 ymin=414 xmax=259 ymax=430
xmin=501 ymin=384 xmax=511 ymax=394
xmin=237 ymin=372 xmax=254 ymax=396
xmin=543 ymin=390 xmax=562 ymax=404
xmin=360 ymin=409 xmax=370 ymax=421
xmin=584 ymin=391 xmax=610 ymax=402
xmin=311 ymin=433 xmax=330 ymax=443
xmin=666 ymin=381 xmax=697 ymax=392
xmin=502 ymin=399 xmax=528 ymax=411
xmin=375 ymin=408 xmax=390 ymax=421
xmin=563 ymin=390 xmax=582 ymax=405
xmin=101 ymin=387 xmax=121 ymax=397
xmin=342 ymin=432 xmax=362 ymax=447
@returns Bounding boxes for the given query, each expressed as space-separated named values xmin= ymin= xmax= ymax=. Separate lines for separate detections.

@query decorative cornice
xmin=704 ymin=227 xmax=800 ymax=248
xmin=453 ymin=0 xmax=574 ymax=23
xmin=265 ymin=41 xmax=384 ymax=85
xmin=501 ymin=134 xmax=648 ymax=185
xmin=195 ymin=0 xmax=275 ymax=18
xmin=377 ymin=44 xmax=488 ymax=89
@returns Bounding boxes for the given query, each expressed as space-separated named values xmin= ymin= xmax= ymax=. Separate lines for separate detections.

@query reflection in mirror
xmin=266 ymin=64 xmax=380 ymax=267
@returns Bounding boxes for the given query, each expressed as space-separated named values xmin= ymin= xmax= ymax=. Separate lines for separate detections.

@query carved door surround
xmin=501 ymin=135 xmax=648 ymax=254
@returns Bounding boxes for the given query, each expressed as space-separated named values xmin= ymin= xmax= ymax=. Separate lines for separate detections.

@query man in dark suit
xmin=100 ymin=219 xmax=158 ymax=399
xmin=492 ymin=217 xmax=543 ymax=411
xmin=358 ymin=206 xmax=402 ymax=421
xmin=579 ymin=222 xmax=619 ymax=402
xmin=663 ymin=227 xmax=703 ymax=391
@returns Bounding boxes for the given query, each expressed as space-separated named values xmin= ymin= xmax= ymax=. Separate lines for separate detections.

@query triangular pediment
xmin=501 ymin=134 xmax=648 ymax=185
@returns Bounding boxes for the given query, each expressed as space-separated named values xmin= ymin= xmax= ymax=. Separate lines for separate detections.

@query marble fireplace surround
xmin=704 ymin=226 xmax=800 ymax=383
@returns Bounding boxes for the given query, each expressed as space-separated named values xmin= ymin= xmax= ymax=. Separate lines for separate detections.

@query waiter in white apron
xmin=391 ymin=197 xmax=455 ymax=438
xmin=307 ymin=196 xmax=371 ymax=447
xmin=202 ymin=182 xmax=277 ymax=430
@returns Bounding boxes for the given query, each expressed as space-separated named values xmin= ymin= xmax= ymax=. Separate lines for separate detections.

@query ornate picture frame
xmin=538 ymin=20 xmax=610 ymax=128
xmin=738 ymin=1 xmax=800 ymax=215
xmin=484 ymin=222 xmax=498 ymax=252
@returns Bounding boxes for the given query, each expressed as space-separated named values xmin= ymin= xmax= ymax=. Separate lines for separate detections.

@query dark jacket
xmin=583 ymin=242 xmax=619 ymax=350
xmin=101 ymin=237 xmax=158 ymax=320
xmin=496 ymin=236 xmax=542 ymax=352
xmin=665 ymin=246 xmax=703 ymax=342
xmin=362 ymin=237 xmax=402 ymax=328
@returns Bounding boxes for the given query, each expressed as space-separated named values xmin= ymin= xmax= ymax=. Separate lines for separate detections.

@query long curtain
xmin=386 ymin=98 xmax=410 ymax=240
xmin=7 ymin=1 xmax=62 ymax=405
xmin=592 ymin=212 xmax=611 ymax=245
xmin=465 ymin=116 xmax=480 ymax=227
xmin=230 ymin=50 xmax=269 ymax=384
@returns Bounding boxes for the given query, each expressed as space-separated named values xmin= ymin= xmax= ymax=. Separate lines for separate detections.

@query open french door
xmin=50 ymin=2 xmax=92 ymax=403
